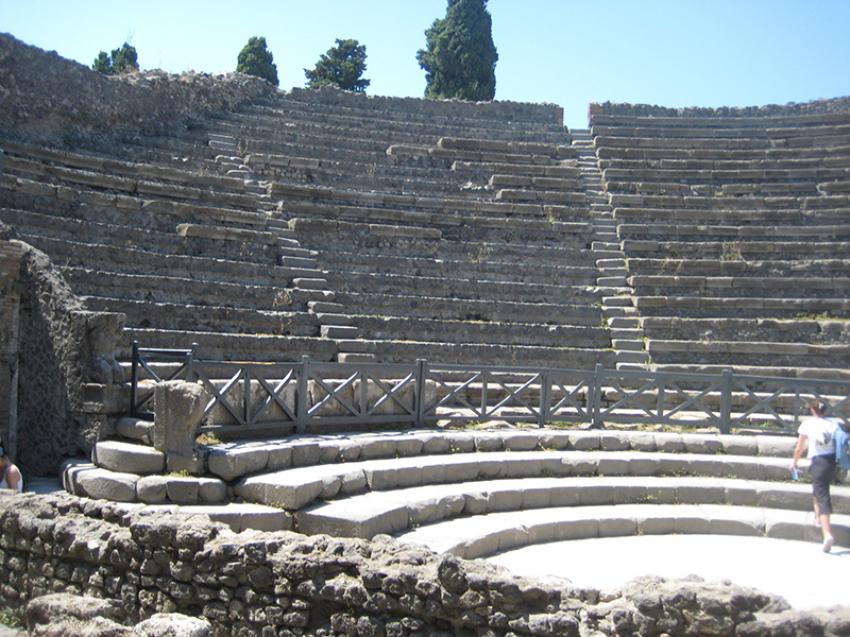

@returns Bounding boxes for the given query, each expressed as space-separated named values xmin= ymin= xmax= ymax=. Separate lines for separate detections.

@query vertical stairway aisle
xmin=570 ymin=129 xmax=649 ymax=370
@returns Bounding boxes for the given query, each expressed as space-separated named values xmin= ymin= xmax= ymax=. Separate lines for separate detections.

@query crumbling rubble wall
xmin=0 ymin=32 xmax=276 ymax=146
xmin=2 ymin=492 xmax=849 ymax=637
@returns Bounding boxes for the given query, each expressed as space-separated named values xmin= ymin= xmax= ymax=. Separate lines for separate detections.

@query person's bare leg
xmin=821 ymin=514 xmax=834 ymax=552
xmin=813 ymin=498 xmax=822 ymax=527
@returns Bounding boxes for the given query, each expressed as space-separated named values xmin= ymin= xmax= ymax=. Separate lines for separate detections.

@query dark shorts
xmin=811 ymin=454 xmax=836 ymax=515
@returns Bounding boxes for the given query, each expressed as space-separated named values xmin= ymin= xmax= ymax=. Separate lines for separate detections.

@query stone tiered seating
xmin=592 ymin=103 xmax=850 ymax=377
xmin=0 ymin=141 xmax=338 ymax=363
xmin=198 ymin=89 xmax=612 ymax=368
xmin=63 ymin=427 xmax=849 ymax=558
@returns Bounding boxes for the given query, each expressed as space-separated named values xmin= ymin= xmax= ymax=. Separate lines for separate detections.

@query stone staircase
xmin=571 ymin=128 xmax=648 ymax=370
xmin=60 ymin=426 xmax=850 ymax=557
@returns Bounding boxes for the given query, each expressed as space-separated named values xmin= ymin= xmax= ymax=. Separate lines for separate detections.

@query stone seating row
xmin=228 ymin=100 xmax=567 ymax=143
xmin=642 ymin=316 xmax=850 ymax=346
xmin=634 ymin=294 xmax=850 ymax=319
xmin=589 ymin=112 xmax=850 ymax=129
xmin=605 ymin=181 xmax=821 ymax=198
xmin=333 ymin=291 xmax=601 ymax=326
xmin=399 ymin=503 xmax=850 ymax=559
xmin=645 ymin=338 xmax=850 ymax=368
xmin=321 ymin=248 xmax=597 ymax=285
xmin=592 ymin=121 xmax=850 ymax=139
xmin=628 ymin=256 xmax=850 ymax=278
xmin=619 ymin=223 xmax=850 ymax=241
xmin=594 ymin=133 xmax=850 ymax=151
xmin=1 ymin=173 xmax=271 ymax=235
xmin=628 ymin=274 xmax=850 ymax=298
xmin=604 ymin=167 xmax=850 ymax=183
xmin=281 ymin=195 xmax=590 ymax=229
xmin=608 ymin=192 xmax=850 ymax=209
xmin=623 ymin=238 xmax=850 ymax=259
xmin=3 ymin=147 xmax=259 ymax=212
xmin=302 ymin=476 xmax=849 ymax=540
xmin=613 ymin=205 xmax=850 ymax=225
xmin=599 ymin=155 xmax=850 ymax=172
xmin=596 ymin=144 xmax=850 ymax=162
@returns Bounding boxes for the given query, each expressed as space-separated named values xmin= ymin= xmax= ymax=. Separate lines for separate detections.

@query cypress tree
xmin=237 ymin=36 xmax=279 ymax=86
xmin=416 ymin=0 xmax=498 ymax=101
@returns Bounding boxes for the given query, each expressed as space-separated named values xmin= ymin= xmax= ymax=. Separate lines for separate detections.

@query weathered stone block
xmin=153 ymin=381 xmax=206 ymax=456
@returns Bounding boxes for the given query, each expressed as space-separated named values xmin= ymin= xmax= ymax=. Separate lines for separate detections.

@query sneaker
xmin=823 ymin=535 xmax=834 ymax=553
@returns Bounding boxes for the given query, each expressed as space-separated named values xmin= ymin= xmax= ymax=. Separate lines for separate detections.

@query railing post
xmin=414 ymin=359 xmax=426 ymax=427
xmin=129 ymin=340 xmax=139 ymax=417
xmin=296 ymin=355 xmax=310 ymax=434
xmin=719 ymin=368 xmax=733 ymax=434
xmin=242 ymin=367 xmax=250 ymax=426
xmin=591 ymin=364 xmax=604 ymax=429
xmin=186 ymin=342 xmax=198 ymax=381
xmin=538 ymin=370 xmax=549 ymax=428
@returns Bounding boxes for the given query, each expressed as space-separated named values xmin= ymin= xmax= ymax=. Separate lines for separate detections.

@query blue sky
xmin=3 ymin=0 xmax=849 ymax=128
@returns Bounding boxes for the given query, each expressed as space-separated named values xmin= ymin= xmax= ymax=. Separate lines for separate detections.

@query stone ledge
xmin=397 ymin=502 xmax=850 ymax=559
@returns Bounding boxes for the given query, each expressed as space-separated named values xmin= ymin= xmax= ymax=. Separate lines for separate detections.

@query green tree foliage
xmin=416 ymin=0 xmax=498 ymax=101
xmin=236 ymin=36 xmax=279 ymax=86
xmin=91 ymin=43 xmax=139 ymax=75
xmin=304 ymin=38 xmax=370 ymax=93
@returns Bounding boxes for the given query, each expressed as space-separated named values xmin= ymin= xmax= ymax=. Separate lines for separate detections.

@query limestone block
xmin=567 ymin=431 xmax=601 ymax=450
xmin=719 ymin=434 xmax=757 ymax=456
xmin=320 ymin=475 xmax=343 ymax=499
xmin=421 ymin=434 xmax=451 ymax=454
xmin=539 ymin=431 xmax=570 ymax=450
xmin=136 ymin=475 xmax=168 ymax=504
xmin=682 ymin=434 xmax=724 ymax=455
xmin=207 ymin=446 xmax=269 ymax=481
xmin=336 ymin=440 xmax=362 ymax=462
xmin=76 ymin=467 xmax=139 ymax=502
xmin=198 ymin=478 xmax=226 ymax=503
xmin=339 ymin=470 xmax=368 ymax=494
xmin=598 ymin=516 xmax=638 ymax=538
xmin=522 ymin=485 xmax=553 ymax=509
xmin=134 ymin=613 xmax=211 ymax=637
xmin=395 ymin=437 xmax=424 ymax=457
xmin=473 ymin=433 xmax=504 ymax=452
xmin=597 ymin=456 xmax=630 ymax=476
xmin=560 ymin=455 xmax=598 ymax=476
xmin=359 ymin=439 xmax=399 ymax=460
xmin=153 ymin=381 xmax=206 ymax=457
xmin=599 ymin=432 xmax=630 ymax=451
xmin=234 ymin=472 xmax=325 ymax=510
xmin=550 ymin=518 xmax=599 ymax=542
xmin=290 ymin=441 xmax=321 ymax=467
xmin=501 ymin=432 xmax=540 ymax=451
xmin=655 ymin=432 xmax=685 ymax=452
xmin=756 ymin=436 xmax=796 ymax=458
xmin=445 ymin=433 xmax=475 ymax=453
xmin=628 ymin=433 xmax=657 ymax=452
xmin=267 ymin=445 xmax=293 ymax=471
xmin=93 ymin=440 xmax=165 ymax=475
xmin=165 ymin=477 xmax=200 ymax=505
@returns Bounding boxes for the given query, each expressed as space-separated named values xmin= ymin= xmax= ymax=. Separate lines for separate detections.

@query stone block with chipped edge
xmin=93 ymin=440 xmax=165 ymax=475
xmin=136 ymin=475 xmax=168 ymax=504
xmin=207 ymin=446 xmax=270 ymax=482
xmin=76 ymin=467 xmax=139 ymax=502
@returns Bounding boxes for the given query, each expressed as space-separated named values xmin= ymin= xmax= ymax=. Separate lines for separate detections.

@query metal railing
xmin=128 ymin=343 xmax=850 ymax=436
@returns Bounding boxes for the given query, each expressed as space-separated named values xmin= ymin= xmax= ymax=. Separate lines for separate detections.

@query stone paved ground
xmin=489 ymin=534 xmax=848 ymax=609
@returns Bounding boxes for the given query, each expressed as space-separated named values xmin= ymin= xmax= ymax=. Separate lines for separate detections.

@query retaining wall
xmin=2 ymin=491 xmax=848 ymax=637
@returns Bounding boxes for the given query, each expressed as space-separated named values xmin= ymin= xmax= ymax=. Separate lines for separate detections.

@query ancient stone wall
xmin=0 ymin=234 xmax=23 ymax=460
xmin=2 ymin=491 xmax=848 ymax=637
xmin=0 ymin=33 xmax=275 ymax=146
xmin=589 ymin=96 xmax=850 ymax=119
xmin=13 ymin=239 xmax=123 ymax=476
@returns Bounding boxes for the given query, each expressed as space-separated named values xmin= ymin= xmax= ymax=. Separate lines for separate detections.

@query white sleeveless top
xmin=0 ymin=465 xmax=22 ymax=492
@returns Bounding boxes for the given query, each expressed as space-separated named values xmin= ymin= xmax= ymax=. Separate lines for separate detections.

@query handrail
xmin=128 ymin=346 xmax=850 ymax=434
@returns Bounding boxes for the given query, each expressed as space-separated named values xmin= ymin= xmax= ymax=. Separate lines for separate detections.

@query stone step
xmin=616 ymin=351 xmax=650 ymax=365
xmin=117 ymin=328 xmax=338 ymax=362
xmin=612 ymin=339 xmax=645 ymax=351
xmin=135 ymin=502 xmax=291 ymax=533
xmin=84 ymin=297 xmax=320 ymax=337
xmin=603 ymin=296 xmax=634 ymax=307
xmin=321 ymin=325 xmax=359 ymax=339
xmin=607 ymin=316 xmax=640 ymax=329
xmin=308 ymin=301 xmax=345 ymax=314
xmin=337 ymin=353 xmax=377 ymax=363
xmin=233 ymin=448 xmax=795 ymax=511
xmin=397 ymin=503 xmax=850 ymax=559
xmin=91 ymin=440 xmax=165 ymax=475
xmin=295 ymin=475 xmax=848 ymax=539
xmin=63 ymin=461 xmax=228 ymax=505
xmin=114 ymin=417 xmax=154 ymax=445
xmin=333 ymin=291 xmax=603 ymax=326
xmin=597 ymin=276 xmax=628 ymax=287
xmin=65 ymin=267 xmax=329 ymax=311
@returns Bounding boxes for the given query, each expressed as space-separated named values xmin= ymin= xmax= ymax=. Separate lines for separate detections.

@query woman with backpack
xmin=790 ymin=400 xmax=838 ymax=553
